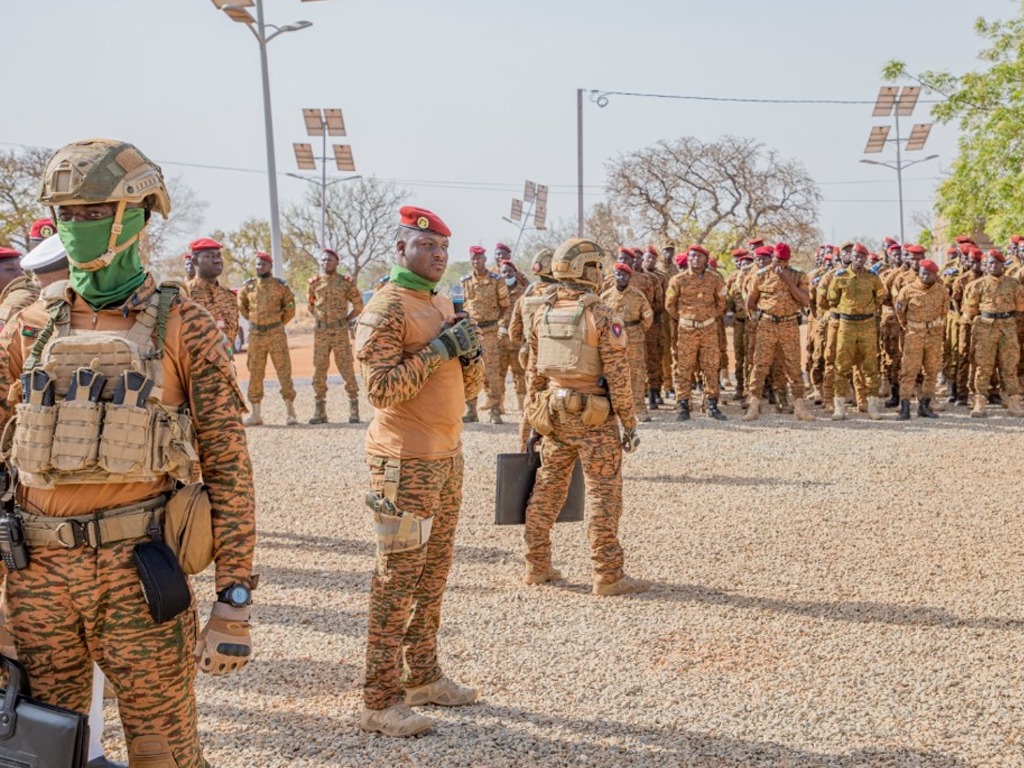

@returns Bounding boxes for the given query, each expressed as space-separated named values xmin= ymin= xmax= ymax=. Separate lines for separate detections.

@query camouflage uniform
xmin=952 ymin=270 xmax=981 ymax=398
xmin=741 ymin=267 xmax=787 ymax=398
xmin=308 ymin=271 xmax=364 ymax=404
xmin=828 ymin=268 xmax=887 ymax=404
xmin=0 ymin=275 xmax=255 ymax=768
xmin=238 ymin=274 xmax=296 ymax=404
xmin=600 ymin=285 xmax=653 ymax=417
xmin=186 ymin=275 xmax=239 ymax=350
xmin=725 ymin=265 xmax=750 ymax=396
xmin=895 ymin=277 xmax=949 ymax=400
xmin=665 ymin=269 xmax=726 ymax=401
xmin=462 ymin=271 xmax=509 ymax=419
xmin=940 ymin=262 xmax=962 ymax=389
xmin=0 ymin=276 xmax=41 ymax=334
xmin=656 ymin=265 xmax=678 ymax=394
xmin=509 ymin=282 xmax=554 ymax=449
xmin=879 ymin=267 xmax=910 ymax=393
xmin=355 ymin=282 xmax=484 ymax=712
xmin=963 ymin=274 xmax=1024 ymax=399
xmin=642 ymin=268 xmax=668 ymax=396
xmin=497 ymin=280 xmax=527 ymax=411
xmin=807 ymin=265 xmax=832 ymax=398
xmin=523 ymin=286 xmax=638 ymax=587
xmin=746 ymin=265 xmax=810 ymax=400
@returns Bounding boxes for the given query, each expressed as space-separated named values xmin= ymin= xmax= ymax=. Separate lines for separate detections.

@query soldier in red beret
xmin=27 ymin=218 xmax=56 ymax=249
xmin=893 ymin=257 xmax=948 ymax=419
xmin=187 ymin=237 xmax=240 ymax=357
xmin=463 ymin=242 xmax=509 ymax=423
xmin=950 ymin=249 xmax=985 ymax=405
xmin=355 ymin=205 xmax=484 ymax=737
xmin=640 ymin=246 xmax=668 ymax=408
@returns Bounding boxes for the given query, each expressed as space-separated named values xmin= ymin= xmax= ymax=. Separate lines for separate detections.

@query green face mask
xmin=57 ymin=209 xmax=148 ymax=310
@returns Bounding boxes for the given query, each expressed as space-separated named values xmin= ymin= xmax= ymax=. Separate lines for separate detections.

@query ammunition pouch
xmin=524 ymin=392 xmax=554 ymax=436
xmin=163 ymin=483 xmax=214 ymax=575
xmin=365 ymin=458 xmax=433 ymax=554
xmin=580 ymin=393 xmax=611 ymax=426
xmin=551 ymin=388 xmax=610 ymax=426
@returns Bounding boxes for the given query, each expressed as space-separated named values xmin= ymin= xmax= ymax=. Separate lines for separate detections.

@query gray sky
xmin=4 ymin=0 xmax=1016 ymax=259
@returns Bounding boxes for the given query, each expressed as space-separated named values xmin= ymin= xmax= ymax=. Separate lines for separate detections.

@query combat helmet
xmin=550 ymin=238 xmax=604 ymax=290
xmin=38 ymin=138 xmax=171 ymax=272
xmin=530 ymin=248 xmax=555 ymax=281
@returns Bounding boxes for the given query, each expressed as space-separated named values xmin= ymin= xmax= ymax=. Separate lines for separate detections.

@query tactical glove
xmin=621 ymin=427 xmax=640 ymax=453
xmin=196 ymin=602 xmax=252 ymax=675
xmin=427 ymin=319 xmax=480 ymax=362
xmin=0 ymin=608 xmax=16 ymax=660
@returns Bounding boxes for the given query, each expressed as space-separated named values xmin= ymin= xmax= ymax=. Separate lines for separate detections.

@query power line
xmin=586 ymin=89 xmax=942 ymax=107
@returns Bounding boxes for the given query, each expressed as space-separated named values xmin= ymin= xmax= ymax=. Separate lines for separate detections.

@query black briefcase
xmin=494 ymin=435 xmax=585 ymax=525
xmin=0 ymin=654 xmax=89 ymax=767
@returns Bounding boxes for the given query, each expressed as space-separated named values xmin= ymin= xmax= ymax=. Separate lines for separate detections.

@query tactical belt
xmin=677 ymin=317 xmax=716 ymax=329
xmin=838 ymin=313 xmax=875 ymax=321
xmin=906 ymin=319 xmax=943 ymax=330
xmin=251 ymin=321 xmax=283 ymax=333
xmin=758 ymin=311 xmax=800 ymax=323
xmin=829 ymin=312 xmax=841 ymax=322
xmin=476 ymin=320 xmax=498 ymax=329
xmin=550 ymin=388 xmax=605 ymax=415
xmin=315 ymin=319 xmax=348 ymax=330
xmin=624 ymin=320 xmax=643 ymax=327
xmin=19 ymin=494 xmax=167 ymax=549
xmin=981 ymin=311 xmax=1015 ymax=319
xmin=733 ymin=317 xmax=746 ymax=323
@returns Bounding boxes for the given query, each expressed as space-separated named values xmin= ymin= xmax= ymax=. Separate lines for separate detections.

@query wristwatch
xmin=217 ymin=583 xmax=252 ymax=608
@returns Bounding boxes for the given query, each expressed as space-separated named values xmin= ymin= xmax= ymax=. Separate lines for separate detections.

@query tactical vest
xmin=535 ymin=294 xmax=603 ymax=377
xmin=520 ymin=290 xmax=549 ymax=334
xmin=5 ymin=282 xmax=199 ymax=489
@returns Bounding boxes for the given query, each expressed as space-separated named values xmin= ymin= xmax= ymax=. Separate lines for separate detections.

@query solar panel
xmin=864 ymin=126 xmax=890 ymax=154
xmin=896 ymin=86 xmax=921 ymax=116
xmin=293 ymin=143 xmax=316 ymax=170
xmin=905 ymin=123 xmax=932 ymax=151
xmin=333 ymin=145 xmax=356 ymax=172
xmin=872 ymin=86 xmax=898 ymax=117
xmin=324 ymin=109 xmax=346 ymax=137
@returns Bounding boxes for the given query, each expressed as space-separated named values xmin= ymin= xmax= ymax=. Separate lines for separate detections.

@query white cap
xmin=21 ymin=234 xmax=68 ymax=274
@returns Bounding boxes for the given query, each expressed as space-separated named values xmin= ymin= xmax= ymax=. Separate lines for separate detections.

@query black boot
xmin=884 ymin=384 xmax=900 ymax=408
xmin=918 ymin=397 xmax=938 ymax=418
xmin=946 ymin=383 xmax=957 ymax=404
xmin=655 ymin=390 xmax=665 ymax=405
xmin=648 ymin=388 xmax=659 ymax=411
xmin=676 ymin=399 xmax=691 ymax=422
xmin=707 ymin=397 xmax=726 ymax=421
xmin=897 ymin=399 xmax=911 ymax=421
xmin=988 ymin=392 xmax=1003 ymax=405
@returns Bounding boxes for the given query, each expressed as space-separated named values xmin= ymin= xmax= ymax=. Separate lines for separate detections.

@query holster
xmin=134 ymin=524 xmax=191 ymax=625
xmin=365 ymin=458 xmax=433 ymax=554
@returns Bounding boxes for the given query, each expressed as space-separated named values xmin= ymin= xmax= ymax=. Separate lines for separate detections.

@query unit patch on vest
xmin=611 ymin=322 xmax=622 ymax=338
xmin=21 ymin=326 xmax=39 ymax=338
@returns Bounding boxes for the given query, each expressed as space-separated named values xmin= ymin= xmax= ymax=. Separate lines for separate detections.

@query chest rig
xmin=5 ymin=282 xmax=199 ymax=489
xmin=535 ymin=293 xmax=603 ymax=377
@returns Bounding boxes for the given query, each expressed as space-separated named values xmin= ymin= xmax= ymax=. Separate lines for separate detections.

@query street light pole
xmin=860 ymin=154 xmax=939 ymax=243
xmin=577 ymin=88 xmax=584 ymax=237
xmin=285 ymin=173 xmax=362 ymax=247
xmin=253 ymin=0 xmax=286 ymax=279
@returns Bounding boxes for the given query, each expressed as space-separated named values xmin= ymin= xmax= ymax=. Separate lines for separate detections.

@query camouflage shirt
xmin=952 ymin=271 xmax=981 ymax=314
xmin=0 ymin=275 xmax=255 ymax=591
xmin=600 ymin=285 xmax=653 ymax=330
xmin=748 ymin=266 xmax=809 ymax=317
xmin=963 ymin=274 xmax=1024 ymax=319
xmin=0 ymin=276 xmax=41 ymax=332
xmin=665 ymin=269 xmax=727 ymax=322
xmin=238 ymin=275 xmax=296 ymax=328
xmin=895 ymin=278 xmax=949 ymax=326
xmin=307 ymin=272 xmax=363 ymax=326
xmin=187 ymin=276 xmax=239 ymax=345
xmin=500 ymin=281 xmax=526 ymax=334
xmin=509 ymin=281 xmax=554 ymax=348
xmin=461 ymin=272 xmax=509 ymax=324
xmin=827 ymin=268 xmax=886 ymax=316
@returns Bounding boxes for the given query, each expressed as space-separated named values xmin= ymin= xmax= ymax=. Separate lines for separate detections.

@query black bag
xmin=134 ymin=539 xmax=191 ymax=624
xmin=0 ymin=654 xmax=89 ymax=768
xmin=494 ymin=434 xmax=585 ymax=525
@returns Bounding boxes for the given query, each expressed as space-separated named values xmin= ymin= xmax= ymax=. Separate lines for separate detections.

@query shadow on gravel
xmin=199 ymin=701 xmax=971 ymax=767
xmin=642 ymin=583 xmax=1024 ymax=630
xmin=260 ymin=529 xmax=514 ymax=567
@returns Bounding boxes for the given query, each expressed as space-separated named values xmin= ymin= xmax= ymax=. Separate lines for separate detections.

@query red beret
xmin=646 ymin=245 xmax=659 ymax=256
xmin=904 ymin=244 xmax=926 ymax=255
xmin=709 ymin=258 xmax=719 ymax=269
xmin=617 ymin=246 xmax=631 ymax=256
xmin=687 ymin=244 xmax=708 ymax=257
xmin=1011 ymin=234 xmax=1023 ymax=244
xmin=256 ymin=251 xmax=273 ymax=264
xmin=886 ymin=242 xmax=901 ymax=252
xmin=189 ymin=237 xmax=223 ymax=252
xmin=946 ymin=246 xmax=957 ymax=255
xmin=955 ymin=235 xmax=976 ymax=245
xmin=495 ymin=242 xmax=511 ymax=253
xmin=399 ymin=206 xmax=451 ymax=238
xmin=883 ymin=236 xmax=898 ymax=245
xmin=754 ymin=245 xmax=774 ymax=257
xmin=920 ymin=259 xmax=939 ymax=274
xmin=822 ymin=253 xmax=834 ymax=262
xmin=0 ymin=247 xmax=22 ymax=261
xmin=853 ymin=243 xmax=870 ymax=256
xmin=774 ymin=242 xmax=792 ymax=261
xmin=182 ymin=252 xmax=192 ymax=262
xmin=675 ymin=253 xmax=689 ymax=268
xmin=613 ymin=262 xmax=633 ymax=274
xmin=868 ymin=252 xmax=881 ymax=262
xmin=322 ymin=248 xmax=339 ymax=259
xmin=630 ymin=247 xmax=643 ymax=258
xmin=970 ymin=249 xmax=983 ymax=262
xmin=731 ymin=248 xmax=750 ymax=259
xmin=747 ymin=238 xmax=765 ymax=248
xmin=988 ymin=249 xmax=1006 ymax=263
xmin=469 ymin=245 xmax=486 ymax=256
xmin=29 ymin=219 xmax=55 ymax=240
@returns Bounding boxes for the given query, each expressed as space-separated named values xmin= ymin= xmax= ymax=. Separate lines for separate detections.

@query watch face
xmin=227 ymin=585 xmax=250 ymax=606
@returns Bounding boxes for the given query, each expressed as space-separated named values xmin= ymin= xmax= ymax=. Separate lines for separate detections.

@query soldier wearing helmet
xmin=508 ymin=248 xmax=556 ymax=449
xmin=0 ymin=138 xmax=256 ymax=768
xmin=522 ymin=238 xmax=648 ymax=596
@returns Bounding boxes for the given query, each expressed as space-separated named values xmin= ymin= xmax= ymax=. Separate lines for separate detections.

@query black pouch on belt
xmin=134 ymin=517 xmax=190 ymax=624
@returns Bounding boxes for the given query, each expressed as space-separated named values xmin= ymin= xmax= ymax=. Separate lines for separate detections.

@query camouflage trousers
xmin=943 ymin=311 xmax=960 ymax=382
xmin=312 ymin=327 xmax=358 ymax=401
xmin=879 ymin=313 xmax=902 ymax=391
xmin=744 ymin=319 xmax=786 ymax=395
xmin=497 ymin=335 xmax=526 ymax=401
xmin=625 ymin=327 xmax=648 ymax=416
xmin=661 ymin=312 xmax=677 ymax=391
xmin=644 ymin=319 xmax=664 ymax=390
xmin=810 ymin=315 xmax=829 ymax=392
xmin=246 ymin=326 xmax=296 ymax=404
xmin=956 ymin=320 xmax=974 ymax=396
xmin=524 ymin=411 xmax=624 ymax=582
xmin=899 ymin=326 xmax=944 ymax=398
xmin=364 ymin=453 xmax=464 ymax=710
xmin=717 ymin=320 xmax=728 ymax=375
xmin=804 ymin=315 xmax=816 ymax=377
xmin=972 ymin=318 xmax=1020 ymax=397
xmin=6 ymin=538 xmax=203 ymax=768
xmin=473 ymin=326 xmax=503 ymax=412
xmin=747 ymin=318 xmax=806 ymax=399
xmin=1016 ymin=315 xmax=1024 ymax=390
xmin=835 ymin=318 xmax=880 ymax=395
xmin=732 ymin=318 xmax=746 ymax=393
xmin=674 ymin=323 xmax=720 ymax=399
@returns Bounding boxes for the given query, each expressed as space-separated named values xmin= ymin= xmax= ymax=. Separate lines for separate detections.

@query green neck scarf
xmin=57 ymin=209 xmax=148 ymax=310
xmin=389 ymin=264 xmax=438 ymax=293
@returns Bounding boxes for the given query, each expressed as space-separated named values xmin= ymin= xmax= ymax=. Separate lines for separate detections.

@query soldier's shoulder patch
xmin=21 ymin=325 xmax=39 ymax=338
xmin=276 ymin=278 xmax=288 ymax=286
xmin=611 ymin=322 xmax=623 ymax=337
xmin=357 ymin=310 xmax=386 ymax=328
xmin=460 ymin=274 xmax=471 ymax=282
xmin=835 ymin=268 xmax=847 ymax=276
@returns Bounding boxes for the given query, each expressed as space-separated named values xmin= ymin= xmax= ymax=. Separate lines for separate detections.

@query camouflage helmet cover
xmin=38 ymin=138 xmax=171 ymax=218
xmin=550 ymin=238 xmax=604 ymax=286
xmin=530 ymin=247 xmax=555 ymax=279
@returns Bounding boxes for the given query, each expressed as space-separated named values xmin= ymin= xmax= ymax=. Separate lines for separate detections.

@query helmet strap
xmin=73 ymin=200 xmax=141 ymax=273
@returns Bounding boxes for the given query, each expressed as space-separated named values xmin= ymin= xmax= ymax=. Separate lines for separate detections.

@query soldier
xmin=807 ymin=248 xmax=835 ymax=403
xmin=656 ymin=242 xmax=678 ymax=398
xmin=307 ymin=248 xmax=364 ymax=424
xmin=183 ymin=252 xmax=196 ymax=281
xmin=878 ymin=244 xmax=907 ymax=404
xmin=962 ymin=249 xmax=1024 ymax=417
xmin=509 ymin=249 xmax=556 ymax=449
xmin=664 ymin=244 xmax=726 ymax=421
xmin=26 ymin=217 xmax=56 ymax=250
xmin=0 ymin=248 xmax=38 ymax=333
xmin=497 ymin=259 xmax=527 ymax=412
xmin=725 ymin=248 xmax=753 ymax=399
xmin=0 ymin=138 xmax=256 ymax=768
xmin=640 ymin=246 xmax=667 ymax=409
xmin=827 ymin=243 xmax=887 ymax=420
xmin=894 ymin=259 xmax=948 ymax=420
xmin=186 ymin=237 xmax=239 ymax=351
xmin=522 ymin=238 xmax=645 ymax=596
xmin=743 ymin=243 xmax=814 ymax=422
xmin=601 ymin=261 xmax=654 ymax=422
xmin=941 ymin=245 xmax=963 ymax=401
xmin=952 ymin=249 xmax=984 ymax=406
xmin=355 ymin=206 xmax=484 ymax=737
xmin=237 ymin=251 xmax=297 ymax=426
xmin=818 ymin=243 xmax=854 ymax=411
xmin=461 ymin=245 xmax=509 ymax=423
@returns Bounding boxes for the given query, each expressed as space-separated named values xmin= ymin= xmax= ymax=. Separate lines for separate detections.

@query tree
xmin=0 ymin=147 xmax=51 ymax=251
xmin=141 ymin=176 xmax=209 ymax=276
xmin=284 ymin=177 xmax=410 ymax=289
xmin=604 ymin=135 xmax=822 ymax=259
xmin=883 ymin=4 xmax=1024 ymax=241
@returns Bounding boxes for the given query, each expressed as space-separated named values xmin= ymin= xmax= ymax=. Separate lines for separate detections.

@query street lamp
xmin=211 ymin=0 xmax=322 ymax=279
xmin=293 ymin=107 xmax=357 ymax=249
xmin=286 ymin=172 xmax=362 ymax=248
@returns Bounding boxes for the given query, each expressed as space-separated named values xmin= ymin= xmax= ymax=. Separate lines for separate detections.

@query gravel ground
xmin=102 ymin=381 xmax=1024 ymax=767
